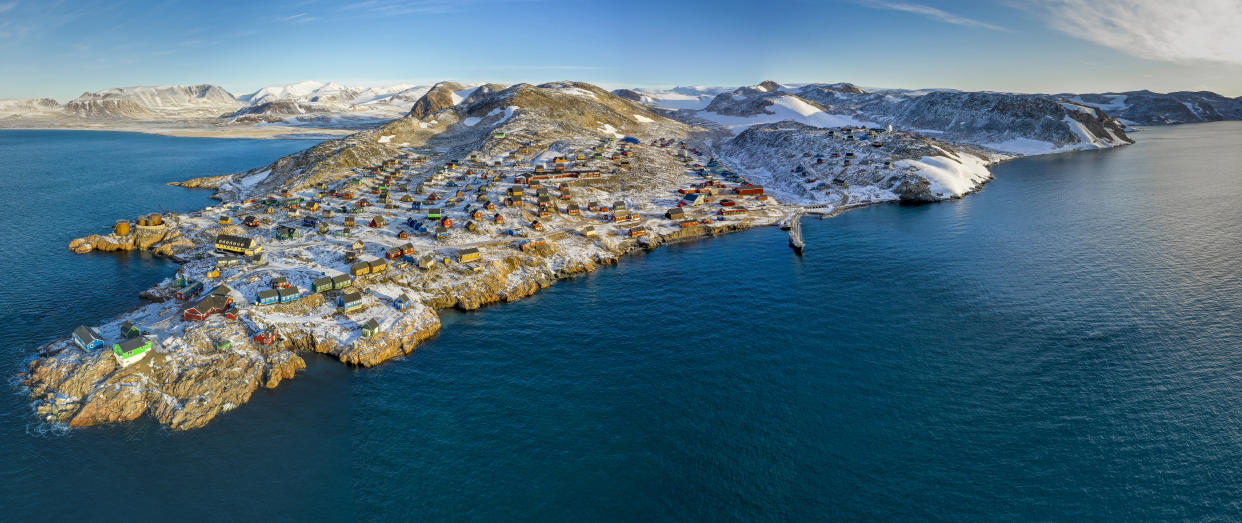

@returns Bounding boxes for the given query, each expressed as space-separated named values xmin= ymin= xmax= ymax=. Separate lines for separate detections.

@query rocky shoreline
xmin=23 ymin=213 xmax=767 ymax=430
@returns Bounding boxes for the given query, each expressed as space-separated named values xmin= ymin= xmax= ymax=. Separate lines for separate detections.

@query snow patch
xmin=898 ymin=152 xmax=992 ymax=197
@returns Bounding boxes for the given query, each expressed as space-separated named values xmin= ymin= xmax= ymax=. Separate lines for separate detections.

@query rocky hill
xmin=645 ymin=81 xmax=1131 ymax=155
xmin=195 ymin=81 xmax=689 ymax=201
xmin=1061 ymin=90 xmax=1242 ymax=125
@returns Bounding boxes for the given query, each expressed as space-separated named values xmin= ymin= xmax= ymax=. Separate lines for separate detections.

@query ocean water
xmin=2 ymin=124 xmax=1241 ymax=520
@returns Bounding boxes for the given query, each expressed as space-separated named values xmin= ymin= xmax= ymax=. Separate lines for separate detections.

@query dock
xmin=787 ymin=210 xmax=804 ymax=255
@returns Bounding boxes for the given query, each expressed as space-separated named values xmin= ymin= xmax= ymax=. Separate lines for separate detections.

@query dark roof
xmin=257 ymin=289 xmax=279 ymax=300
xmin=73 ymin=325 xmax=101 ymax=343
xmin=117 ymin=337 xmax=148 ymax=351
xmin=193 ymin=294 xmax=230 ymax=313
xmin=363 ymin=319 xmax=380 ymax=331
xmin=313 ymin=276 xmax=333 ymax=287
xmin=341 ymin=291 xmax=363 ymax=303
xmin=216 ymin=234 xmax=256 ymax=248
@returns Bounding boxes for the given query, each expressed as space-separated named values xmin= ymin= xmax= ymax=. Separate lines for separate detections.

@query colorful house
xmin=458 ymin=247 xmax=481 ymax=263
xmin=120 ymin=321 xmax=141 ymax=339
xmin=72 ymin=325 xmax=104 ymax=351
xmin=339 ymin=291 xmax=364 ymax=312
xmin=256 ymin=289 xmax=279 ymax=305
xmin=312 ymin=277 xmax=334 ymax=293
xmin=361 ymin=318 xmax=382 ymax=338
xmin=215 ymin=234 xmax=262 ymax=257
xmin=113 ymin=337 xmax=152 ymax=367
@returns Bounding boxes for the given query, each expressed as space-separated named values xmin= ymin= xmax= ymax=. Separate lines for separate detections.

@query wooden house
xmin=369 ymin=259 xmax=388 ymax=274
xmin=112 ymin=337 xmax=152 ymax=367
xmin=427 ymin=208 xmax=443 ymax=219
xmin=351 ymin=239 xmax=365 ymax=251
xmin=275 ymin=226 xmax=299 ymax=240
xmin=215 ymin=234 xmax=262 ymax=257
xmin=176 ymin=281 xmax=204 ymax=300
xmin=244 ymin=215 xmax=260 ymax=227
xmin=256 ymin=289 xmax=280 ymax=305
xmin=312 ymin=277 xmax=334 ymax=293
xmin=394 ymin=294 xmax=412 ymax=310
xmin=627 ymin=228 xmax=647 ymax=238
xmin=350 ymin=261 xmax=372 ymax=276
xmin=566 ymin=204 xmax=581 ymax=216
xmin=369 ymin=216 xmax=386 ymax=228
xmin=120 ymin=321 xmax=141 ymax=339
xmin=531 ymin=220 xmax=544 ymax=231
xmin=253 ymin=329 xmax=279 ymax=346
xmin=277 ymin=287 xmax=300 ymax=303
xmin=666 ymin=207 xmax=686 ymax=220
xmin=271 ymin=276 xmax=290 ymax=289
xmin=362 ymin=319 xmax=382 ymax=338
xmin=332 ymin=274 xmax=352 ymax=290
xmin=493 ymin=213 xmax=505 ymax=224
xmin=184 ymin=294 xmax=232 ymax=321
xmin=734 ymin=185 xmax=764 ymax=196
xmin=73 ymin=325 xmax=104 ymax=351
xmin=339 ymin=291 xmax=364 ymax=312
xmin=400 ymin=243 xmax=416 ymax=256
xmin=518 ymin=238 xmax=546 ymax=252
xmin=385 ymin=247 xmax=403 ymax=259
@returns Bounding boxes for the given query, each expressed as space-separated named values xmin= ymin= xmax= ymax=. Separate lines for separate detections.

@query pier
xmin=787 ymin=210 xmax=804 ymax=255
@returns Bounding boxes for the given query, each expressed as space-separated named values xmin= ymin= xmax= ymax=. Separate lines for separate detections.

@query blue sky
xmin=1 ymin=0 xmax=1240 ymax=100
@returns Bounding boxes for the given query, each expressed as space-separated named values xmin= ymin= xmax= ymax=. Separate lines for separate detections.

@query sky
xmin=0 ymin=0 xmax=1240 ymax=100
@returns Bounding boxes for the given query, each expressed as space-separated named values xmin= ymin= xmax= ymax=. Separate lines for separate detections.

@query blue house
xmin=393 ymin=294 xmax=411 ymax=310
xmin=256 ymin=289 xmax=279 ymax=305
xmin=72 ymin=325 xmax=104 ymax=351
xmin=278 ymin=287 xmax=301 ymax=303
xmin=621 ymin=136 xmax=640 ymax=144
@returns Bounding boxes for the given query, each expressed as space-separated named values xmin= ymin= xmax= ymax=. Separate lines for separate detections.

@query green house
xmin=312 ymin=276 xmax=334 ymax=293
xmin=119 ymin=321 xmax=141 ymax=339
xmin=216 ymin=339 xmax=232 ymax=351
xmin=361 ymin=318 xmax=381 ymax=338
xmin=113 ymin=337 xmax=152 ymax=367
xmin=426 ymin=208 xmax=443 ymax=219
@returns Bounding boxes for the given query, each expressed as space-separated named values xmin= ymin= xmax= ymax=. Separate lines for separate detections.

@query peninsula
xmin=19 ymin=79 xmax=1147 ymax=429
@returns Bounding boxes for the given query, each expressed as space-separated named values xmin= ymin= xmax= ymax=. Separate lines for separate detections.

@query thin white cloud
xmin=281 ymin=12 xmax=319 ymax=23
xmin=863 ymin=1 xmax=1007 ymax=31
xmin=0 ymin=2 xmax=19 ymax=15
xmin=1030 ymin=0 xmax=1242 ymax=65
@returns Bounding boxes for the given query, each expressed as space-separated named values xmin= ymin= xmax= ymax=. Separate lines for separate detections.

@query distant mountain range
xmin=0 ymin=79 xmax=1238 ymax=154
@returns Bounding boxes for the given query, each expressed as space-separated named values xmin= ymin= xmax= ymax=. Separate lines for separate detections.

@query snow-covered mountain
xmin=0 ymin=98 xmax=61 ymax=119
xmin=1059 ymin=90 xmax=1242 ymax=125
xmin=640 ymin=81 xmax=1131 ymax=155
xmin=64 ymin=84 xmax=242 ymax=118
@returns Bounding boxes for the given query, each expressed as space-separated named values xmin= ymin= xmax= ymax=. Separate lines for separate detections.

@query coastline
xmin=0 ymin=121 xmax=359 ymax=140
xmin=16 ymin=114 xmax=1125 ymax=431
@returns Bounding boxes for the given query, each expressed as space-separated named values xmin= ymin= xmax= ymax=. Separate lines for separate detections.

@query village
xmin=59 ymin=132 xmax=803 ymax=376
xmin=34 ymin=105 xmax=939 ymax=431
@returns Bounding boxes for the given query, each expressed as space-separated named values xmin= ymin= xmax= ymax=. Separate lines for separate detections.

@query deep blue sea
xmin=2 ymin=124 xmax=1241 ymax=521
